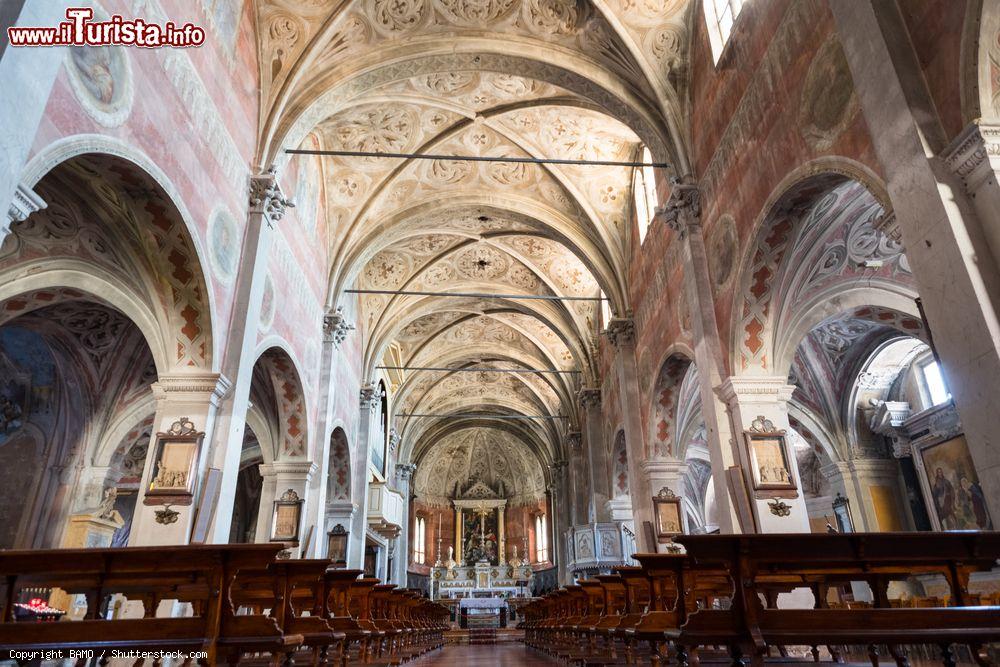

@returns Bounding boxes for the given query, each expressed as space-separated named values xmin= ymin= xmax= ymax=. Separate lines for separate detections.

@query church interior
xmin=1 ymin=0 xmax=1000 ymax=664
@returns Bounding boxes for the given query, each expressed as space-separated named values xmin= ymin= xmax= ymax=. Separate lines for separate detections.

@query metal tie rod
xmin=346 ymin=288 xmax=603 ymax=301
xmin=398 ymin=413 xmax=567 ymax=420
xmin=377 ymin=365 xmax=579 ymax=375
xmin=286 ymin=148 xmax=671 ymax=169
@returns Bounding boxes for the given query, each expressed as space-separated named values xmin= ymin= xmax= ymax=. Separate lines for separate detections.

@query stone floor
xmin=409 ymin=644 xmax=557 ymax=665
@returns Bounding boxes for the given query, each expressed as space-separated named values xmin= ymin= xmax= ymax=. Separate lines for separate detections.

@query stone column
xmin=566 ymin=431 xmax=590 ymax=527
xmin=831 ymin=0 xmax=1000 ymax=521
xmin=302 ymin=307 xmax=355 ymax=556
xmin=657 ymin=182 xmax=741 ymax=533
xmin=392 ymin=463 xmax=415 ymax=586
xmin=347 ymin=383 xmax=378 ymax=568
xmin=129 ymin=373 xmax=231 ymax=546
xmin=641 ymin=458 xmax=689 ymax=540
xmin=255 ymin=460 xmax=317 ymax=556
xmin=0 ymin=1 xmax=70 ymax=232
xmin=578 ymin=388 xmax=612 ymax=521
xmin=455 ymin=506 xmax=463 ymax=565
xmin=201 ymin=168 xmax=290 ymax=543
xmin=497 ymin=504 xmax=506 ymax=564
xmin=716 ymin=377 xmax=811 ymax=533
xmin=607 ymin=318 xmax=656 ymax=551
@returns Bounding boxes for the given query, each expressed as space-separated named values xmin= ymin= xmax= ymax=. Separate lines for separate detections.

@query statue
xmin=89 ymin=486 xmax=123 ymax=525
xmin=509 ymin=545 xmax=521 ymax=567
xmin=446 ymin=545 xmax=456 ymax=569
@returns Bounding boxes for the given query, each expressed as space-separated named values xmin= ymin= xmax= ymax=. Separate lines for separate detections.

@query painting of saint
xmin=462 ymin=508 xmax=498 ymax=565
xmin=747 ymin=435 xmax=795 ymax=490
xmin=66 ymin=40 xmax=132 ymax=127
xmin=920 ymin=436 xmax=993 ymax=530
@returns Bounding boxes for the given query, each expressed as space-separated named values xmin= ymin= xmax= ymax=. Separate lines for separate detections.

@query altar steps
xmin=445 ymin=629 xmax=525 ymax=646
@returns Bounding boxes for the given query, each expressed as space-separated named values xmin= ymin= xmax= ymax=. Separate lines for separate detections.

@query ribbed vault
xmin=253 ymin=0 xmax=693 ymax=473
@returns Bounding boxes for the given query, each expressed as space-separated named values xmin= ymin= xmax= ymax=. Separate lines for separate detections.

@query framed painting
xmin=915 ymin=435 xmax=993 ymax=531
xmin=146 ymin=418 xmax=203 ymax=502
xmin=652 ymin=487 xmax=683 ymax=541
xmin=744 ymin=416 xmax=796 ymax=494
xmin=271 ymin=489 xmax=303 ymax=543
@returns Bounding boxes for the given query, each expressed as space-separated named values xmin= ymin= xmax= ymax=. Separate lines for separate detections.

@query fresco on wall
xmin=921 ymin=436 xmax=993 ymax=530
xmin=208 ymin=207 xmax=240 ymax=285
xmin=0 ymin=327 xmax=56 ymax=445
xmin=65 ymin=40 xmax=133 ymax=128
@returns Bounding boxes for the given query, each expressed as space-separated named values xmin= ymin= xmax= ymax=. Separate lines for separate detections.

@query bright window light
xmin=633 ymin=146 xmax=658 ymax=244
xmin=921 ymin=360 xmax=951 ymax=406
xmin=705 ymin=0 xmax=745 ymax=63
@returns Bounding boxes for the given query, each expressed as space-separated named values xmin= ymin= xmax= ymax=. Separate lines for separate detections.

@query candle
xmin=437 ymin=512 xmax=442 ymax=537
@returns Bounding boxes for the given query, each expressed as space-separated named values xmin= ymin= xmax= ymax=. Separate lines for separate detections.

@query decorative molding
xmin=249 ymin=166 xmax=294 ymax=224
xmin=902 ymin=401 xmax=962 ymax=450
xmin=943 ymin=121 xmax=1000 ymax=193
xmin=872 ymin=210 xmax=902 ymax=245
xmin=566 ymin=431 xmax=582 ymax=450
xmin=359 ymin=382 xmax=380 ymax=411
xmin=151 ymin=373 xmax=232 ymax=406
xmin=154 ymin=504 xmax=180 ymax=525
xmin=395 ymin=462 xmax=416 ymax=484
xmin=655 ymin=486 xmax=676 ymax=499
xmin=605 ymin=317 xmax=635 ymax=348
xmin=577 ymin=387 xmax=601 ymax=409
xmin=6 ymin=183 xmax=47 ymax=226
xmin=714 ymin=376 xmax=796 ymax=406
xmin=259 ymin=461 xmax=318 ymax=479
xmin=868 ymin=400 xmax=912 ymax=457
xmin=654 ymin=176 xmax=701 ymax=237
xmin=323 ymin=306 xmax=356 ymax=346
xmin=767 ymin=498 xmax=792 ymax=517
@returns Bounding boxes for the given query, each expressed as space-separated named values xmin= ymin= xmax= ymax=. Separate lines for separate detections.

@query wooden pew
xmin=0 ymin=543 xmax=301 ymax=665
xmin=231 ymin=559 xmax=347 ymax=666
xmin=670 ymin=532 xmax=1000 ymax=667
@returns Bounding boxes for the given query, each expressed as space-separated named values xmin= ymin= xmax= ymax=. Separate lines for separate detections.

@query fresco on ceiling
xmin=0 ymin=327 xmax=56 ymax=446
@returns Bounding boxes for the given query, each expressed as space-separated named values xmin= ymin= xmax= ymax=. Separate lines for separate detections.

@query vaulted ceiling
xmin=253 ymin=0 xmax=693 ymax=475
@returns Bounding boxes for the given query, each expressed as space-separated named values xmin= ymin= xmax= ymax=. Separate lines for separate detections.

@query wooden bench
xmin=0 ymin=543 xmax=301 ymax=665
xmin=669 ymin=532 xmax=1000 ymax=667
xmin=231 ymin=558 xmax=347 ymax=666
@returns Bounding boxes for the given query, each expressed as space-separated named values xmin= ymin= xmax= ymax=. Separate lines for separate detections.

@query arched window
xmin=600 ymin=289 xmax=612 ymax=329
xmin=413 ymin=516 xmax=426 ymax=564
xmin=703 ymin=0 xmax=745 ymax=63
xmin=535 ymin=513 xmax=549 ymax=562
xmin=632 ymin=146 xmax=658 ymax=244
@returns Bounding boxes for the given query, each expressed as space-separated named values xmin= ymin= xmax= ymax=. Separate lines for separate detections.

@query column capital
xmin=323 ymin=305 xmax=356 ymax=347
xmin=395 ymin=462 xmax=416 ymax=483
xmin=577 ymin=387 xmax=601 ymax=409
xmin=388 ymin=428 xmax=400 ymax=454
xmin=605 ymin=318 xmax=636 ymax=348
xmin=640 ymin=457 xmax=688 ymax=478
xmin=359 ymin=382 xmax=380 ymax=412
xmin=653 ymin=176 xmax=701 ymax=238
xmin=249 ymin=166 xmax=294 ymax=225
xmin=566 ymin=431 xmax=582 ymax=450
xmin=943 ymin=120 xmax=1000 ymax=193
xmin=151 ymin=372 xmax=232 ymax=406
xmin=259 ymin=460 xmax=318 ymax=476
xmin=715 ymin=375 xmax=795 ymax=407
xmin=6 ymin=182 xmax=46 ymax=227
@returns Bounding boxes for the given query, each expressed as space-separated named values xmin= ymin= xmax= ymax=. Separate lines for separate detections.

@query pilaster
xmin=393 ymin=463 xmax=415 ymax=586
xmin=715 ymin=376 xmax=810 ymax=533
xmin=348 ymin=383 xmax=379 ymax=568
xmin=655 ymin=182 xmax=740 ymax=533
xmin=256 ymin=460 xmax=317 ymax=556
xmin=831 ymin=0 xmax=1000 ymax=523
xmin=822 ymin=459 xmax=907 ymax=532
xmin=202 ymin=167 xmax=291 ymax=543
xmin=2 ymin=182 xmax=46 ymax=244
xmin=129 ymin=373 xmax=231 ymax=546
xmin=578 ymin=388 xmax=611 ymax=521
xmin=606 ymin=317 xmax=655 ymax=550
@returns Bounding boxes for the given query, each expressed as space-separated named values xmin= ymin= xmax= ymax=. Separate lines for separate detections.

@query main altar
xmin=429 ymin=493 xmax=534 ymax=601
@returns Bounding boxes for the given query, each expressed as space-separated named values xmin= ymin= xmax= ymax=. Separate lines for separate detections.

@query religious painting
xmin=65 ymin=9 xmax=133 ymax=129
xmin=651 ymin=487 xmax=682 ymax=541
xmin=744 ymin=417 xmax=796 ymax=493
xmin=463 ymin=507 xmax=498 ymax=565
xmin=208 ymin=207 xmax=239 ymax=286
xmin=917 ymin=435 xmax=993 ymax=531
xmin=271 ymin=489 xmax=303 ymax=542
xmin=146 ymin=419 xmax=203 ymax=500
xmin=328 ymin=524 xmax=349 ymax=567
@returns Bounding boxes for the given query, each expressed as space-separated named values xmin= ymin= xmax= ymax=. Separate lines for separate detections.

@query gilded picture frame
xmin=744 ymin=416 xmax=797 ymax=494
xmin=651 ymin=487 xmax=683 ymax=541
xmin=271 ymin=489 xmax=304 ymax=543
xmin=145 ymin=418 xmax=203 ymax=503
